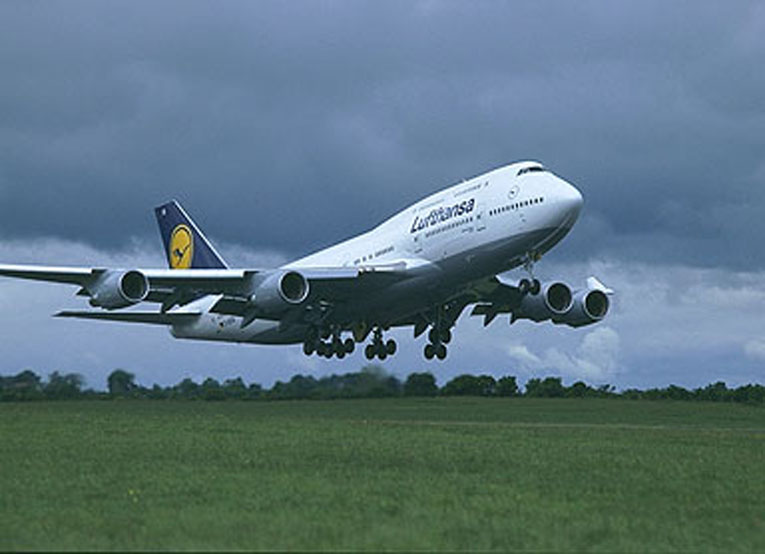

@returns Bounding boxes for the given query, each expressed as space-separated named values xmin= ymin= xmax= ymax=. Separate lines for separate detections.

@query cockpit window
xmin=517 ymin=166 xmax=546 ymax=176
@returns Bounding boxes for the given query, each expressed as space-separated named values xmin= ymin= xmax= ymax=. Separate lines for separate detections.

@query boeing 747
xmin=0 ymin=161 xmax=612 ymax=360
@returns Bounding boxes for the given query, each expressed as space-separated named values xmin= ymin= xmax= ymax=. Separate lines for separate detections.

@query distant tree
xmin=223 ymin=377 xmax=247 ymax=400
xmin=525 ymin=377 xmax=565 ymax=398
xmin=496 ymin=376 xmax=519 ymax=397
xmin=566 ymin=381 xmax=593 ymax=398
xmin=1 ymin=370 xmax=43 ymax=401
xmin=665 ymin=385 xmax=692 ymax=401
xmin=620 ymin=388 xmax=643 ymax=400
xmin=107 ymin=369 xmax=137 ymax=397
xmin=442 ymin=374 xmax=496 ymax=396
xmin=146 ymin=384 xmax=169 ymax=400
xmin=404 ymin=372 xmax=438 ymax=397
xmin=694 ymin=381 xmax=729 ymax=402
xmin=201 ymin=378 xmax=226 ymax=401
xmin=269 ymin=375 xmax=318 ymax=400
xmin=247 ymin=382 xmax=264 ymax=400
xmin=173 ymin=378 xmax=199 ymax=400
xmin=356 ymin=365 xmax=401 ymax=398
xmin=731 ymin=384 xmax=765 ymax=404
xmin=44 ymin=371 xmax=84 ymax=400
xmin=596 ymin=384 xmax=616 ymax=397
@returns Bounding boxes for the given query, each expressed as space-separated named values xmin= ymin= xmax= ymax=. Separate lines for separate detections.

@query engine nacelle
xmin=88 ymin=270 xmax=149 ymax=310
xmin=554 ymin=288 xmax=610 ymax=328
xmin=514 ymin=281 xmax=573 ymax=323
xmin=248 ymin=270 xmax=309 ymax=317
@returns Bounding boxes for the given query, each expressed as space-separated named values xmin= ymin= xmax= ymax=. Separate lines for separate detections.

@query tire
xmin=336 ymin=350 xmax=345 ymax=360
xmin=344 ymin=338 xmax=355 ymax=354
xmin=428 ymin=327 xmax=439 ymax=344
xmin=531 ymin=279 xmax=541 ymax=295
xmin=378 ymin=350 xmax=387 ymax=361
xmin=333 ymin=339 xmax=344 ymax=355
xmin=436 ymin=343 xmax=447 ymax=360
xmin=519 ymin=278 xmax=530 ymax=294
xmin=440 ymin=329 xmax=452 ymax=344
xmin=386 ymin=339 xmax=397 ymax=356
xmin=364 ymin=344 xmax=375 ymax=360
xmin=424 ymin=344 xmax=435 ymax=360
xmin=303 ymin=341 xmax=314 ymax=356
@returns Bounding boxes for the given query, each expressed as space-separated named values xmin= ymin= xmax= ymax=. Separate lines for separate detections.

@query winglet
xmin=154 ymin=200 xmax=228 ymax=270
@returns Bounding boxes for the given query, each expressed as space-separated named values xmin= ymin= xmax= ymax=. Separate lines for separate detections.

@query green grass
xmin=1 ymin=398 xmax=763 ymax=551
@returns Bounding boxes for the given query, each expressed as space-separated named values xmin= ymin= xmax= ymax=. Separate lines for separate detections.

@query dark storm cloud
xmin=0 ymin=1 xmax=763 ymax=267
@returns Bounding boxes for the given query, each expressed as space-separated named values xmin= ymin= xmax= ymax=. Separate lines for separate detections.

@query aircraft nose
xmin=557 ymin=179 xmax=583 ymax=224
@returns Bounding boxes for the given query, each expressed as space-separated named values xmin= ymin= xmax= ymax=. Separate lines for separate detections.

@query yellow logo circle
xmin=169 ymin=224 xmax=193 ymax=269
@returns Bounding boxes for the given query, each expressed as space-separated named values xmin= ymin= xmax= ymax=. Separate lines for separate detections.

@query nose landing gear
xmin=519 ymin=251 xmax=542 ymax=295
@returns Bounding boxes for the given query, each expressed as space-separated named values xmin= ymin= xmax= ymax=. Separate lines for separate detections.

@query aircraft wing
xmin=55 ymin=310 xmax=202 ymax=325
xmin=0 ymin=260 xmax=422 ymax=318
xmin=0 ymin=264 xmax=97 ymax=285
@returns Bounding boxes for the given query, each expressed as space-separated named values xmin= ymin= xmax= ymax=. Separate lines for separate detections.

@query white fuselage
xmin=171 ymin=161 xmax=584 ymax=344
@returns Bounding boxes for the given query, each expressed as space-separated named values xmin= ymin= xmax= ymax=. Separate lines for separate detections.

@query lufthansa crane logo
xmin=169 ymin=224 xmax=193 ymax=269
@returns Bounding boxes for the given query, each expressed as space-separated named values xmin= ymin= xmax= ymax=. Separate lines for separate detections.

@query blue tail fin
xmin=154 ymin=200 xmax=228 ymax=269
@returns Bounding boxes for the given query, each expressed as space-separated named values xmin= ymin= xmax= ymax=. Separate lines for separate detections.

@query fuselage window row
xmin=489 ymin=196 xmax=544 ymax=216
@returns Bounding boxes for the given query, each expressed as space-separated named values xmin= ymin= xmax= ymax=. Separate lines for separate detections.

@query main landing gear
xmin=423 ymin=325 xmax=450 ymax=360
xmin=364 ymin=327 xmax=397 ymax=361
xmin=303 ymin=327 xmax=355 ymax=359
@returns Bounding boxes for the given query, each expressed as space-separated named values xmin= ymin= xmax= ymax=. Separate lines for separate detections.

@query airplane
xmin=0 ymin=161 xmax=612 ymax=361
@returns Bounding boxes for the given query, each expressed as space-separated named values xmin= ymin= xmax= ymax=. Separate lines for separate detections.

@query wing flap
xmin=0 ymin=264 xmax=100 ymax=285
xmin=55 ymin=310 xmax=200 ymax=325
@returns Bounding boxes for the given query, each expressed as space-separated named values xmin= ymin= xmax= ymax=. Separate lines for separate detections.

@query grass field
xmin=1 ymin=398 xmax=763 ymax=551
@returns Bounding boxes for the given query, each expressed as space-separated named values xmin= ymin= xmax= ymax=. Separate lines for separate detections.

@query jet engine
xmin=247 ymin=270 xmax=309 ymax=317
xmin=514 ymin=281 xmax=573 ymax=322
xmin=553 ymin=288 xmax=610 ymax=328
xmin=88 ymin=270 xmax=149 ymax=310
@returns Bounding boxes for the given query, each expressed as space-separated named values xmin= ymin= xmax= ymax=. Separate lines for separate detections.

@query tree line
xmin=1 ymin=366 xmax=764 ymax=404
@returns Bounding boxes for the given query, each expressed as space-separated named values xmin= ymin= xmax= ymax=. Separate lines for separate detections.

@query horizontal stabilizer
xmin=55 ymin=311 xmax=201 ymax=325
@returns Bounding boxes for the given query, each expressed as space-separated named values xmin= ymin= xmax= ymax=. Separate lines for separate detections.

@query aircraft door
xmin=508 ymin=184 xmax=526 ymax=229
xmin=475 ymin=202 xmax=487 ymax=232
xmin=412 ymin=232 xmax=423 ymax=254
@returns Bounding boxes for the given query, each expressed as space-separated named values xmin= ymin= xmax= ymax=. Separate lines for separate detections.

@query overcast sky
xmin=1 ymin=1 xmax=763 ymax=391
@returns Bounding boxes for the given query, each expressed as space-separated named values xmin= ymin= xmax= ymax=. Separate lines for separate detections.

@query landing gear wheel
xmin=440 ymin=329 xmax=452 ymax=344
xmin=378 ymin=349 xmax=388 ymax=361
xmin=519 ymin=278 xmax=531 ymax=294
xmin=303 ymin=341 xmax=315 ymax=356
xmin=435 ymin=343 xmax=447 ymax=360
xmin=344 ymin=338 xmax=355 ymax=354
xmin=424 ymin=343 xmax=435 ymax=360
xmin=336 ymin=350 xmax=345 ymax=359
xmin=530 ymin=279 xmax=541 ymax=295
xmin=364 ymin=344 xmax=375 ymax=360
xmin=385 ymin=339 xmax=397 ymax=356
xmin=428 ymin=328 xmax=439 ymax=344
xmin=333 ymin=339 xmax=344 ymax=356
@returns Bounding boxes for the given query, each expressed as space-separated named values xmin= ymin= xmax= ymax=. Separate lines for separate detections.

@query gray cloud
xmin=0 ymin=1 xmax=763 ymax=267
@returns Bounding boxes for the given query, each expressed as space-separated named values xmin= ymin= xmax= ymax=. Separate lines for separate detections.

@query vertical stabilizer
xmin=154 ymin=200 xmax=228 ymax=269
